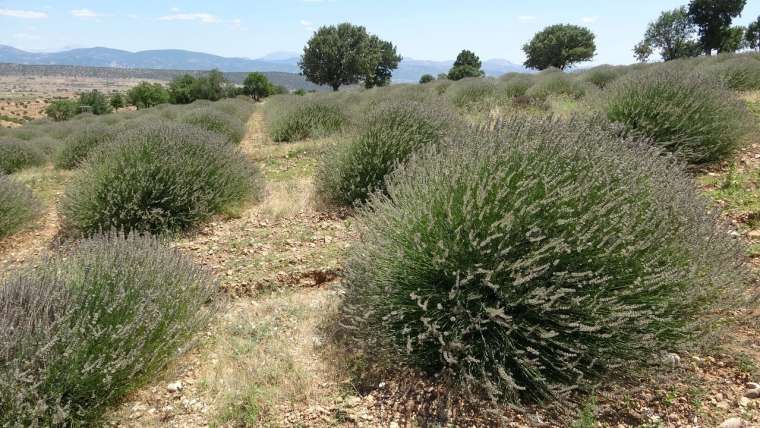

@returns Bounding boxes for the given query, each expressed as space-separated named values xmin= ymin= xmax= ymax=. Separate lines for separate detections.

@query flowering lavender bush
xmin=181 ymin=107 xmax=247 ymax=144
xmin=60 ymin=122 xmax=262 ymax=236
xmin=0 ymin=175 xmax=42 ymax=238
xmin=0 ymin=233 xmax=217 ymax=426
xmin=53 ymin=122 xmax=120 ymax=169
xmin=338 ymin=117 xmax=749 ymax=405
xmin=602 ymin=68 xmax=751 ymax=164
xmin=0 ymin=138 xmax=46 ymax=174
xmin=266 ymin=96 xmax=346 ymax=142
xmin=315 ymin=100 xmax=459 ymax=207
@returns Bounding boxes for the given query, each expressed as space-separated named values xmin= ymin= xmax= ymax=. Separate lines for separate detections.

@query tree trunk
xmin=332 ymin=84 xmax=340 ymax=91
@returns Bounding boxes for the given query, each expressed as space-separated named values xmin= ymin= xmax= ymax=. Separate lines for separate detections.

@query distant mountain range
xmin=0 ymin=45 xmax=527 ymax=83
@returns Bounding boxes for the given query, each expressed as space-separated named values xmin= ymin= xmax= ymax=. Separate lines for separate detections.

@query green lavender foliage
xmin=315 ymin=100 xmax=459 ymax=207
xmin=0 ymin=175 xmax=42 ymax=238
xmin=0 ymin=138 xmax=46 ymax=174
xmin=700 ymin=56 xmax=760 ymax=91
xmin=181 ymin=107 xmax=246 ymax=144
xmin=525 ymin=72 xmax=591 ymax=101
xmin=578 ymin=65 xmax=630 ymax=89
xmin=602 ymin=69 xmax=751 ymax=164
xmin=338 ymin=117 xmax=749 ymax=405
xmin=445 ymin=78 xmax=499 ymax=110
xmin=53 ymin=122 xmax=121 ymax=169
xmin=60 ymin=122 xmax=262 ymax=236
xmin=0 ymin=233 xmax=217 ymax=426
xmin=266 ymin=96 xmax=347 ymax=142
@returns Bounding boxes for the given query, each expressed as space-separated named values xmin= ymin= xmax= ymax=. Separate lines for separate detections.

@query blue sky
xmin=1 ymin=0 xmax=759 ymax=64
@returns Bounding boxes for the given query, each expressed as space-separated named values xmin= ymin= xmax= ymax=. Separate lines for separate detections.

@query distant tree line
xmin=45 ymin=70 xmax=284 ymax=121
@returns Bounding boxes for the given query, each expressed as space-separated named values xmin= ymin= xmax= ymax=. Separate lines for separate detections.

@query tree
xmin=44 ymin=99 xmax=80 ymax=121
xmin=127 ymin=82 xmax=170 ymax=109
xmin=747 ymin=17 xmax=760 ymax=51
xmin=109 ymin=92 xmax=125 ymax=111
xmin=688 ymin=0 xmax=747 ymax=55
xmin=299 ymin=23 xmax=400 ymax=91
xmin=243 ymin=72 xmax=273 ymax=101
xmin=190 ymin=69 xmax=229 ymax=101
xmin=78 ymin=90 xmax=112 ymax=115
xmin=719 ymin=26 xmax=746 ymax=53
xmin=523 ymin=24 xmax=597 ymax=70
xmin=447 ymin=50 xmax=485 ymax=80
xmin=419 ymin=74 xmax=435 ymax=84
xmin=363 ymin=36 xmax=402 ymax=89
xmin=635 ymin=7 xmax=702 ymax=62
xmin=168 ymin=74 xmax=197 ymax=104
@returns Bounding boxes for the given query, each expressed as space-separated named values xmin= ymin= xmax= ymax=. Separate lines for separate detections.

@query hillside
xmin=0 ymin=45 xmax=527 ymax=83
xmin=0 ymin=63 xmax=326 ymax=91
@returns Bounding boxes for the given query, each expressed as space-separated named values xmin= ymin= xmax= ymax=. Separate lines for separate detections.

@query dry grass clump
xmin=60 ymin=122 xmax=263 ymax=236
xmin=337 ymin=116 xmax=749 ymax=406
xmin=0 ymin=175 xmax=42 ymax=238
xmin=602 ymin=68 xmax=751 ymax=164
xmin=0 ymin=234 xmax=217 ymax=426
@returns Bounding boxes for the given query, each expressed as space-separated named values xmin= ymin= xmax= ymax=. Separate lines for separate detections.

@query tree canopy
xmin=299 ymin=23 xmax=401 ymax=91
xmin=747 ymin=17 xmax=760 ymax=51
xmin=634 ymin=7 xmax=701 ymax=62
xmin=243 ymin=72 xmax=273 ymax=101
xmin=523 ymin=24 xmax=596 ymax=70
xmin=127 ymin=82 xmax=170 ymax=110
xmin=688 ymin=0 xmax=747 ymax=55
xmin=447 ymin=50 xmax=485 ymax=80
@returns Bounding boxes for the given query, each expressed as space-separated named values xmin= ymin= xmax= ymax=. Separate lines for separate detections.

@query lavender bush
xmin=0 ymin=175 xmax=42 ymax=238
xmin=602 ymin=68 xmax=751 ymax=164
xmin=181 ymin=107 xmax=247 ymax=144
xmin=0 ymin=233 xmax=217 ymax=426
xmin=0 ymin=138 xmax=46 ymax=174
xmin=60 ymin=122 xmax=262 ymax=236
xmin=338 ymin=117 xmax=749 ymax=405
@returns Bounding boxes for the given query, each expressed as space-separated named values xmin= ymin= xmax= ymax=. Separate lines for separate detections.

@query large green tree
xmin=719 ymin=26 xmax=746 ymax=53
xmin=688 ymin=0 xmax=747 ymax=55
xmin=447 ymin=50 xmax=485 ymax=80
xmin=363 ymin=36 xmax=402 ymax=89
xmin=523 ymin=24 xmax=596 ymax=70
xmin=127 ymin=82 xmax=170 ymax=109
xmin=635 ymin=7 xmax=702 ymax=62
xmin=78 ymin=90 xmax=112 ymax=115
xmin=243 ymin=72 xmax=273 ymax=101
xmin=299 ymin=23 xmax=400 ymax=91
xmin=747 ymin=17 xmax=760 ymax=51
xmin=168 ymin=74 xmax=197 ymax=104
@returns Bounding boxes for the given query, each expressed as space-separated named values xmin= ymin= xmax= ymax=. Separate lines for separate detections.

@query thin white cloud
xmin=517 ymin=15 xmax=535 ymax=22
xmin=230 ymin=18 xmax=243 ymax=30
xmin=0 ymin=9 xmax=48 ymax=19
xmin=300 ymin=19 xmax=313 ymax=26
xmin=159 ymin=13 xmax=220 ymax=24
xmin=127 ymin=14 xmax=139 ymax=19
xmin=170 ymin=7 xmax=181 ymax=12
xmin=581 ymin=16 xmax=598 ymax=23
xmin=71 ymin=9 xmax=106 ymax=18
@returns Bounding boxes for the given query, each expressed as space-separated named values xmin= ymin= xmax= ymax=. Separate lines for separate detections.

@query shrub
xmin=525 ymin=73 xmax=590 ymax=100
xmin=181 ymin=108 xmax=246 ymax=144
xmin=419 ymin=74 xmax=435 ymax=84
xmin=53 ymin=122 xmax=120 ymax=169
xmin=127 ymin=81 xmax=170 ymax=109
xmin=0 ymin=176 xmax=42 ymax=238
xmin=267 ymin=97 xmax=346 ymax=142
xmin=602 ymin=69 xmax=751 ymax=164
xmin=60 ymin=122 xmax=262 ymax=236
xmin=0 ymin=138 xmax=46 ymax=174
xmin=315 ymin=100 xmax=458 ymax=207
xmin=497 ymin=75 xmax=535 ymax=98
xmin=446 ymin=78 xmax=498 ymax=110
xmin=700 ymin=57 xmax=760 ymax=91
xmin=338 ymin=117 xmax=748 ymax=405
xmin=579 ymin=65 xmax=628 ymax=89
xmin=44 ymin=99 xmax=80 ymax=121
xmin=78 ymin=90 xmax=113 ymax=115
xmin=0 ymin=233 xmax=217 ymax=426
